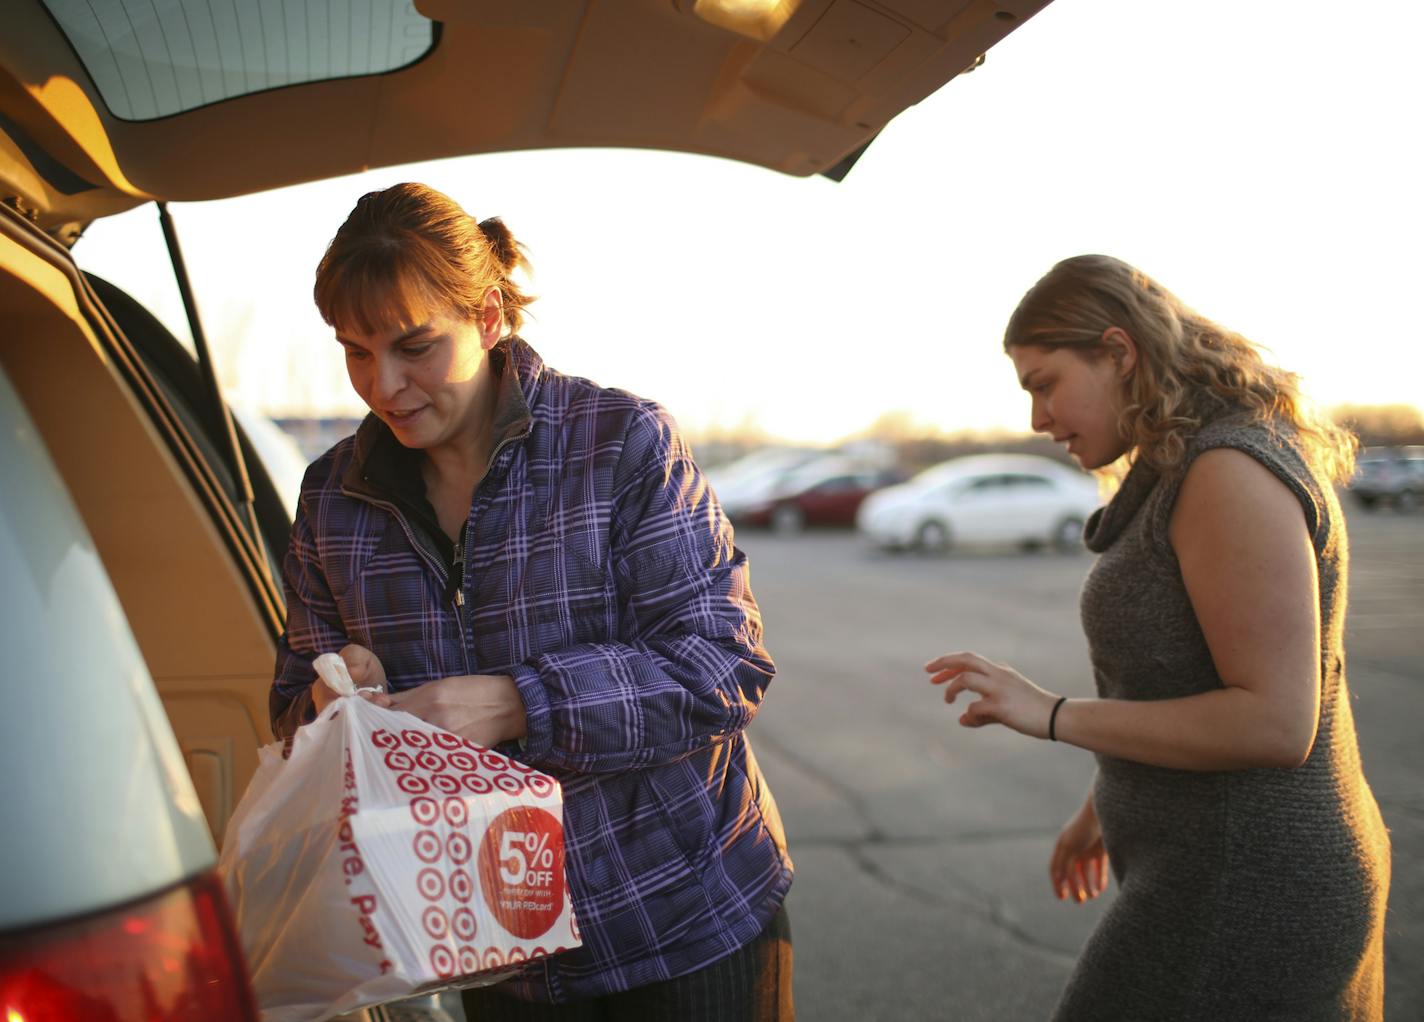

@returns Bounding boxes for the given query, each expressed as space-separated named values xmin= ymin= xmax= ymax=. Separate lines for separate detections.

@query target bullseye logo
xmin=452 ymin=907 xmax=478 ymax=942
xmin=478 ymin=750 xmax=508 ymax=773
xmin=431 ymin=773 xmax=462 ymax=795
xmin=384 ymin=750 xmax=414 ymax=772
xmin=443 ymin=796 xmax=468 ymax=827
xmin=401 ymin=729 xmax=431 ymax=749
xmin=477 ymin=807 xmax=565 ymax=939
xmin=450 ymin=869 xmax=474 ymax=902
xmin=494 ymin=773 xmax=524 ymax=795
xmin=448 ymin=751 xmax=478 ymax=772
xmin=371 ymin=729 xmax=399 ymax=750
xmin=461 ymin=773 xmax=493 ymax=795
xmin=397 ymin=773 xmax=430 ymax=795
xmin=413 ymin=829 xmax=442 ymax=864
xmin=447 ymin=832 xmax=473 ymax=865
xmin=423 ymin=906 xmax=449 ymax=940
xmin=430 ymin=944 xmax=455 ymax=978
xmin=409 ymin=796 xmax=440 ymax=827
xmin=416 ymin=750 xmax=447 ymax=773
xmin=417 ymin=868 xmax=445 ymax=901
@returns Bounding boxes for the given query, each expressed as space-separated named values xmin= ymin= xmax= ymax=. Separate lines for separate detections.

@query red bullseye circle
xmin=416 ymin=750 xmax=448 ymax=772
xmin=417 ymin=868 xmax=445 ymax=901
xmin=443 ymin=797 xmax=468 ymax=827
xmin=413 ymin=829 xmax=442 ymax=864
xmin=431 ymin=773 xmax=462 ymax=795
xmin=397 ymin=773 xmax=430 ymax=795
xmin=430 ymin=944 xmax=455 ymax=978
xmin=409 ymin=797 xmax=440 ymax=826
xmin=371 ymin=729 xmax=399 ymax=750
xmin=450 ymin=869 xmax=474 ymax=902
xmin=402 ymin=729 xmax=431 ymax=749
xmin=423 ymin=906 xmax=449 ymax=940
xmin=433 ymin=732 xmax=463 ymax=750
xmin=482 ymin=948 xmax=505 ymax=970
xmin=507 ymin=946 xmax=527 ymax=963
xmin=477 ymin=806 xmax=566 ymax=940
xmin=452 ymin=907 xmax=478 ymax=941
xmin=494 ymin=773 xmax=524 ymax=795
xmin=526 ymin=775 xmax=554 ymax=798
xmin=478 ymin=750 xmax=508 ymax=772
xmin=458 ymin=945 xmax=479 ymax=973
xmin=384 ymin=750 xmax=414 ymax=772
xmin=447 ymin=832 xmax=473 ymax=865
xmin=461 ymin=773 xmax=493 ymax=795
xmin=448 ymin=751 xmax=478 ymax=772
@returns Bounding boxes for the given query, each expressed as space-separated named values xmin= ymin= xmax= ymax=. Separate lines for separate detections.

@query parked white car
xmin=856 ymin=454 xmax=1102 ymax=553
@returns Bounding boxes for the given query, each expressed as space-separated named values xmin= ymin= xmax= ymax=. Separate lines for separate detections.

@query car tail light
xmin=0 ymin=871 xmax=257 ymax=1021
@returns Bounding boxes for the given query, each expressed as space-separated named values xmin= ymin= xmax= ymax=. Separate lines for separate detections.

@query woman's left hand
xmin=925 ymin=651 xmax=1061 ymax=739
xmin=375 ymin=674 xmax=528 ymax=748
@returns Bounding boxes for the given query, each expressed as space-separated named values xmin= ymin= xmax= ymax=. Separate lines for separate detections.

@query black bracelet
xmin=1048 ymin=696 xmax=1068 ymax=742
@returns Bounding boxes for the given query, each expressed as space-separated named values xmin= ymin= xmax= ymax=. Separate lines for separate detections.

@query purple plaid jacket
xmin=270 ymin=339 xmax=793 ymax=1001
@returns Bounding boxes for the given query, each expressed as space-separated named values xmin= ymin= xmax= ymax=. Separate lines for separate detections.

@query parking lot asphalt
xmin=739 ymin=503 xmax=1423 ymax=1021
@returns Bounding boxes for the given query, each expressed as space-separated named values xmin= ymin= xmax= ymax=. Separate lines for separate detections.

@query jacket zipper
xmin=338 ymin=491 xmax=474 ymax=675
xmin=343 ymin=425 xmax=529 ymax=679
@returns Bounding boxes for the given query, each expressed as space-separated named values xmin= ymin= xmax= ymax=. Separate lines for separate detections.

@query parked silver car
xmin=1348 ymin=445 xmax=1424 ymax=511
xmin=857 ymin=453 xmax=1102 ymax=553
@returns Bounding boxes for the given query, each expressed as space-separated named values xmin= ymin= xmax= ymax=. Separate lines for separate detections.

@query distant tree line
xmin=690 ymin=404 xmax=1424 ymax=474
xmin=1331 ymin=404 xmax=1424 ymax=448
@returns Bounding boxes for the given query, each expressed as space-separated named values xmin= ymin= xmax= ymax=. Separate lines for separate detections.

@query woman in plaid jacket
xmin=269 ymin=183 xmax=794 ymax=1019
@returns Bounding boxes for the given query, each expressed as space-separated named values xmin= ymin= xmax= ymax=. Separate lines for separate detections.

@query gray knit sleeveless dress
xmin=1056 ymin=414 xmax=1391 ymax=1021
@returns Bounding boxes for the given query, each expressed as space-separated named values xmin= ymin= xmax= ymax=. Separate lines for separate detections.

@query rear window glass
xmin=41 ymin=0 xmax=436 ymax=121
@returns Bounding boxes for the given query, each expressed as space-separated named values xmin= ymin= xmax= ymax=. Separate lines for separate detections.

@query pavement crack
xmin=848 ymin=835 xmax=1078 ymax=965
xmin=753 ymin=729 xmax=1080 ymax=962
xmin=750 ymin=727 xmax=885 ymax=842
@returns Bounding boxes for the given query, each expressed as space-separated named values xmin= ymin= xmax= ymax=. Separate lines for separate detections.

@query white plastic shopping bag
xmin=220 ymin=655 xmax=581 ymax=1021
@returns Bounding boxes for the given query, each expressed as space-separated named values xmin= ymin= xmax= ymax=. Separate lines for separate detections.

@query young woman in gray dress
xmin=925 ymin=255 xmax=1390 ymax=1021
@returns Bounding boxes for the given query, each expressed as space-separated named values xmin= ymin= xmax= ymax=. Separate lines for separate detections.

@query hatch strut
xmin=156 ymin=201 xmax=266 ymax=556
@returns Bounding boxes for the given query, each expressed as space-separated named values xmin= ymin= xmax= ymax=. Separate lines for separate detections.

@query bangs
xmin=314 ymin=243 xmax=446 ymax=337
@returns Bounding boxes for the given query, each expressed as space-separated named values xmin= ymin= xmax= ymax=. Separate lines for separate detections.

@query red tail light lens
xmin=0 ymin=871 xmax=257 ymax=1021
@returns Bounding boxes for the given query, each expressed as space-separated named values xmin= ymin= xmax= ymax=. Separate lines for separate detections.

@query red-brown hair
xmin=314 ymin=182 xmax=534 ymax=335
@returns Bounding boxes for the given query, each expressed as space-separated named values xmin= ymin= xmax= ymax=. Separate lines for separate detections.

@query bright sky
xmin=74 ymin=0 xmax=1424 ymax=445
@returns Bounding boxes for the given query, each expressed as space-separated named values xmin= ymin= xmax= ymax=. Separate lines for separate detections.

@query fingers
xmin=339 ymin=643 xmax=387 ymax=690
xmin=924 ymin=651 xmax=995 ymax=675
xmin=311 ymin=677 xmax=344 ymax=714
xmin=939 ymin=675 xmax=984 ymax=706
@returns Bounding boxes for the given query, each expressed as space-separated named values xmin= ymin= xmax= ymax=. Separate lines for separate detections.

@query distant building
xmin=272 ymin=416 xmax=366 ymax=462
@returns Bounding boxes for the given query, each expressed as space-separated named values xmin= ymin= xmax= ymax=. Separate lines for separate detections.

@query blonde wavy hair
xmin=1003 ymin=254 xmax=1356 ymax=483
xmin=314 ymin=182 xmax=535 ymax=337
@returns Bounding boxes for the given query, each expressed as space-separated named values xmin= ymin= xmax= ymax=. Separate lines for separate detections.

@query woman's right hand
xmin=1050 ymin=796 xmax=1109 ymax=903
xmin=311 ymin=643 xmax=389 ymax=714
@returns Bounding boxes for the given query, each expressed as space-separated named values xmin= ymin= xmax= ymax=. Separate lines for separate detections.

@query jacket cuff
xmin=510 ymin=663 xmax=552 ymax=764
xmin=271 ymin=685 xmax=316 ymax=741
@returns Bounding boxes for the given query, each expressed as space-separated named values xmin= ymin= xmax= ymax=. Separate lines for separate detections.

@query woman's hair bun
xmin=478 ymin=217 xmax=520 ymax=271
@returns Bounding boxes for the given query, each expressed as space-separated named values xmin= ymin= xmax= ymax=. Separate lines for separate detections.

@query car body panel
xmin=1 ymin=0 xmax=1053 ymax=234
xmin=0 ymin=206 xmax=276 ymax=849
xmin=0 ymin=361 xmax=214 ymax=931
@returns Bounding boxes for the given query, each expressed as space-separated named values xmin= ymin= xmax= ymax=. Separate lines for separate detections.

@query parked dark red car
xmin=737 ymin=464 xmax=904 ymax=532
